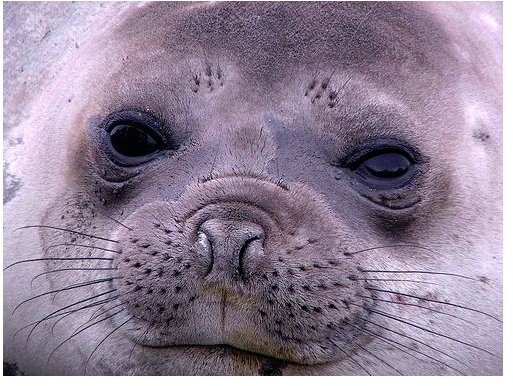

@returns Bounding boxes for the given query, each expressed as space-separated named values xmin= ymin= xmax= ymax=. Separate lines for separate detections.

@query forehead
xmin=80 ymin=1 xmax=474 ymax=154
xmin=111 ymin=2 xmax=452 ymax=84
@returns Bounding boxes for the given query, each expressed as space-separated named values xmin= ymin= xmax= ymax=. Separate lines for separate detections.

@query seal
xmin=3 ymin=1 xmax=502 ymax=375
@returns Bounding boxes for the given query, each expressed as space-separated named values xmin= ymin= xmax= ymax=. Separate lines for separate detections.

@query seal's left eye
xmin=356 ymin=152 xmax=411 ymax=178
xmin=103 ymin=112 xmax=166 ymax=167
xmin=110 ymin=123 xmax=160 ymax=158
xmin=347 ymin=147 xmax=416 ymax=189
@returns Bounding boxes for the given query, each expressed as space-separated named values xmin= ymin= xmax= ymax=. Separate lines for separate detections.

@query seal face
xmin=4 ymin=1 xmax=502 ymax=375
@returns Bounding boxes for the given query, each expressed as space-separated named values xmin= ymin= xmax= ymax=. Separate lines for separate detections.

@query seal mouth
xmin=135 ymin=341 xmax=326 ymax=368
xmin=120 ymin=291 xmax=370 ymax=366
xmin=126 ymin=316 xmax=340 ymax=365
xmin=140 ymin=342 xmax=281 ymax=360
xmin=135 ymin=342 xmax=292 ymax=374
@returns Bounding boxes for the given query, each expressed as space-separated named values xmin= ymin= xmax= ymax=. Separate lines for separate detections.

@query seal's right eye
xmin=102 ymin=111 xmax=166 ymax=167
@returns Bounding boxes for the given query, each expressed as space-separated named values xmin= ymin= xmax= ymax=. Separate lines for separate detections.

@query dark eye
xmin=348 ymin=147 xmax=416 ymax=189
xmin=103 ymin=112 xmax=165 ymax=166
xmin=110 ymin=123 xmax=160 ymax=157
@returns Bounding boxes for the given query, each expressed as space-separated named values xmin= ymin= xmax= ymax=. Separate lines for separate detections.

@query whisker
xmin=50 ymin=312 xmax=80 ymax=338
xmin=51 ymin=277 xmax=119 ymax=304
xmin=345 ymin=321 xmax=466 ymax=375
xmin=367 ymin=307 xmax=498 ymax=357
xmin=45 ymin=243 xmax=121 ymax=254
xmin=53 ymin=298 xmax=124 ymax=337
xmin=333 ymin=73 xmax=355 ymax=96
xmin=359 ymin=269 xmax=478 ymax=282
xmin=366 ymin=287 xmax=502 ymax=323
xmin=357 ymin=294 xmax=476 ymax=326
xmin=84 ymin=316 xmax=133 ymax=375
xmin=89 ymin=289 xmax=136 ymax=322
xmin=356 ymin=314 xmax=468 ymax=367
xmin=87 ymin=301 xmax=126 ymax=324
xmin=337 ymin=4 xmax=384 ymax=92
xmin=345 ymin=244 xmax=437 ymax=256
xmin=86 ymin=289 xmax=136 ymax=322
xmin=13 ymin=277 xmax=119 ymax=314
xmin=87 ymin=297 xmax=122 ymax=322
xmin=31 ymin=267 xmax=117 ymax=286
xmin=328 ymin=338 xmax=371 ymax=375
xmin=4 ymin=257 xmax=113 ymax=271
xmin=209 ymin=135 xmax=222 ymax=178
xmin=98 ymin=212 xmax=132 ymax=231
xmin=349 ymin=322 xmax=421 ymax=362
xmin=129 ymin=322 xmax=153 ymax=364
xmin=47 ymin=308 xmax=125 ymax=364
xmin=150 ymin=213 xmax=164 ymax=226
xmin=71 ymin=302 xmax=127 ymax=336
xmin=15 ymin=289 xmax=117 ymax=343
xmin=336 ymin=324 xmax=403 ymax=375
xmin=62 ymin=289 xmax=135 ymax=337
xmin=346 ymin=2 xmax=378 ymax=44
xmin=350 ymin=277 xmax=437 ymax=285
xmin=14 ymin=225 xmax=119 ymax=243
xmin=353 ymin=340 xmax=403 ymax=375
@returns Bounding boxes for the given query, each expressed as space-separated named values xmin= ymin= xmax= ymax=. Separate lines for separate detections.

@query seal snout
xmin=196 ymin=219 xmax=264 ymax=281
xmin=111 ymin=176 xmax=370 ymax=363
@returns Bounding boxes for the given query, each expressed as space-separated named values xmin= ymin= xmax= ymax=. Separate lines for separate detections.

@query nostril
xmin=196 ymin=219 xmax=265 ymax=280
xmin=238 ymin=236 xmax=262 ymax=280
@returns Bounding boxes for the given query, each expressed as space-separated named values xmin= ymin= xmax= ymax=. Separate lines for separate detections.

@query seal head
xmin=3 ymin=1 xmax=502 ymax=375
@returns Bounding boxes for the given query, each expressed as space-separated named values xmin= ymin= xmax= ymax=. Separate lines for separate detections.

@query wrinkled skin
xmin=3 ymin=1 xmax=502 ymax=375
